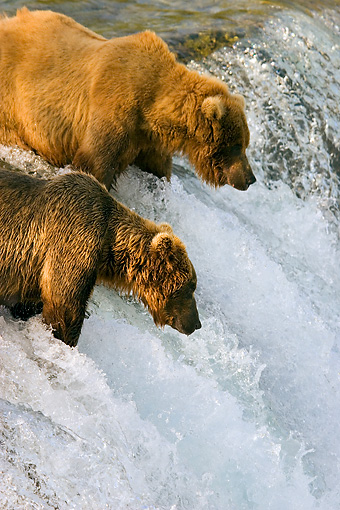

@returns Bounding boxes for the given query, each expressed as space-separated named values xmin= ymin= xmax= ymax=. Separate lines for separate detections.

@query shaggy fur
xmin=0 ymin=8 xmax=256 ymax=190
xmin=0 ymin=169 xmax=201 ymax=346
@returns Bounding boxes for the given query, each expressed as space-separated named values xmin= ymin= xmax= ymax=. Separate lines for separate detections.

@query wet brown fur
xmin=0 ymin=8 xmax=255 ymax=190
xmin=0 ymin=169 xmax=200 ymax=346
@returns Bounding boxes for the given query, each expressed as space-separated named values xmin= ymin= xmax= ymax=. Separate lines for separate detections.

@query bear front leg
xmin=73 ymin=125 xmax=137 ymax=189
xmin=40 ymin=256 xmax=97 ymax=347
xmin=42 ymin=300 xmax=87 ymax=347
xmin=134 ymin=148 xmax=172 ymax=180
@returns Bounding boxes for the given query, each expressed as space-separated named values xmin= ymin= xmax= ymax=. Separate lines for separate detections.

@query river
xmin=0 ymin=1 xmax=340 ymax=509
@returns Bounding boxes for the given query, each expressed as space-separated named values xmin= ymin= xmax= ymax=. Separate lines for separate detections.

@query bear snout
xmin=171 ymin=301 xmax=201 ymax=336
xmin=246 ymin=172 xmax=257 ymax=187
xmin=184 ymin=316 xmax=202 ymax=336
xmin=225 ymin=156 xmax=256 ymax=191
xmin=174 ymin=316 xmax=201 ymax=336
xmin=193 ymin=318 xmax=202 ymax=334
xmin=163 ymin=291 xmax=201 ymax=335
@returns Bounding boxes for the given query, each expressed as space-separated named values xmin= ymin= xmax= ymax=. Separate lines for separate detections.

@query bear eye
xmin=188 ymin=281 xmax=196 ymax=292
xmin=230 ymin=144 xmax=242 ymax=156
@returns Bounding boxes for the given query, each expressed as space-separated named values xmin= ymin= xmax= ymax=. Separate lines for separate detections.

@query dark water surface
xmin=0 ymin=0 xmax=339 ymax=48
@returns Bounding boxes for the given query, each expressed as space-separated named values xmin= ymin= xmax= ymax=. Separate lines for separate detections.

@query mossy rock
xmin=167 ymin=29 xmax=246 ymax=62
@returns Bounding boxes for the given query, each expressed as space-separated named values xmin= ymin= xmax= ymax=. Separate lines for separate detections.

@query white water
xmin=1 ymin=7 xmax=340 ymax=510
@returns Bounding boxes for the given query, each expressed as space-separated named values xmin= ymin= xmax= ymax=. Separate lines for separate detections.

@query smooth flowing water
xmin=0 ymin=1 xmax=340 ymax=509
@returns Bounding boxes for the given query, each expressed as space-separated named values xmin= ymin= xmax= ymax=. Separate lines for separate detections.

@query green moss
xmin=167 ymin=30 xmax=245 ymax=62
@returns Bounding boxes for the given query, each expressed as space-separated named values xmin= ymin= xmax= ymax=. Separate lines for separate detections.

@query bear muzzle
xmin=163 ymin=293 xmax=201 ymax=335
xmin=172 ymin=315 xmax=202 ymax=336
xmin=171 ymin=301 xmax=202 ymax=336
xmin=224 ymin=155 xmax=256 ymax=191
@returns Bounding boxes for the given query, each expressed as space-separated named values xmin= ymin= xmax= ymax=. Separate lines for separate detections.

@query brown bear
xmin=0 ymin=8 xmax=255 ymax=191
xmin=0 ymin=169 xmax=201 ymax=346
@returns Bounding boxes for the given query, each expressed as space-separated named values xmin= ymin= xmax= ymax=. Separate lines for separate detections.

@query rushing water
xmin=1 ymin=1 xmax=340 ymax=509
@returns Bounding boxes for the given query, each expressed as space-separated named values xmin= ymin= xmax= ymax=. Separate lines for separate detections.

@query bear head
xmin=166 ymin=86 xmax=255 ymax=190
xmin=138 ymin=224 xmax=201 ymax=335
xmin=187 ymin=92 xmax=256 ymax=190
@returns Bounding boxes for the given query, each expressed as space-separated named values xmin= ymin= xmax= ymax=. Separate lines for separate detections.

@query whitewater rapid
xmin=1 ymin=6 xmax=340 ymax=510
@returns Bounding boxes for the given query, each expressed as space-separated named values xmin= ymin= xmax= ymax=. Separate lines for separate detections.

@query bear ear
xmin=159 ymin=223 xmax=173 ymax=235
xmin=201 ymin=96 xmax=225 ymax=120
xmin=232 ymin=93 xmax=246 ymax=110
xmin=151 ymin=232 xmax=174 ymax=255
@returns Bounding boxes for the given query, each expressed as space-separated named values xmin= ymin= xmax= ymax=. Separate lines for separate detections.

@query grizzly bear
xmin=0 ymin=169 xmax=201 ymax=346
xmin=0 ymin=8 xmax=255 ymax=191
